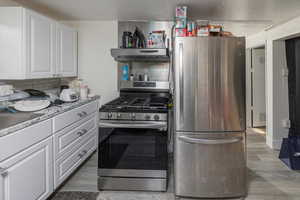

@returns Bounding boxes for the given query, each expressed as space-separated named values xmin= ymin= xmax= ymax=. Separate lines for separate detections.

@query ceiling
xmin=12 ymin=0 xmax=300 ymax=35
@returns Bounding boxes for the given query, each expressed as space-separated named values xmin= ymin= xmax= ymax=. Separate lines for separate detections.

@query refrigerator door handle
xmin=178 ymin=135 xmax=243 ymax=145
xmin=179 ymin=43 xmax=184 ymax=128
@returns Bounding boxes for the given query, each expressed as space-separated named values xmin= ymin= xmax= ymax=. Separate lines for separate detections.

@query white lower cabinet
xmin=0 ymin=100 xmax=99 ymax=200
xmin=54 ymin=131 xmax=97 ymax=188
xmin=0 ymin=137 xmax=53 ymax=200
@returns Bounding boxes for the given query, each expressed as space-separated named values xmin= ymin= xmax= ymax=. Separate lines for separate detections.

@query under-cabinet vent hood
xmin=111 ymin=48 xmax=170 ymax=62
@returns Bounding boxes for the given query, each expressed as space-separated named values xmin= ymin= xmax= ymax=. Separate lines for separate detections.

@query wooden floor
xmin=58 ymin=130 xmax=300 ymax=200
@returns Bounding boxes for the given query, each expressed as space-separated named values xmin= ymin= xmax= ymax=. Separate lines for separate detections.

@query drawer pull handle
xmin=82 ymin=150 xmax=88 ymax=155
xmin=78 ymin=152 xmax=85 ymax=158
xmin=81 ymin=129 xmax=88 ymax=134
xmin=77 ymin=113 xmax=83 ymax=117
xmin=0 ymin=167 xmax=8 ymax=177
xmin=82 ymin=111 xmax=88 ymax=116
xmin=77 ymin=131 xmax=84 ymax=136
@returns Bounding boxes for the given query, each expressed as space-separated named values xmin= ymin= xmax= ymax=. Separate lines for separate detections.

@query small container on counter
xmin=80 ymin=85 xmax=89 ymax=100
xmin=130 ymin=74 xmax=134 ymax=81
xmin=121 ymin=65 xmax=129 ymax=80
xmin=144 ymin=74 xmax=149 ymax=82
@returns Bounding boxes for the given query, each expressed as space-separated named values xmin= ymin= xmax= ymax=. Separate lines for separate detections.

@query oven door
xmin=98 ymin=121 xmax=168 ymax=178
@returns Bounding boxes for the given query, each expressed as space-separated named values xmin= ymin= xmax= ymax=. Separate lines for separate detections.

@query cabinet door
xmin=0 ymin=137 xmax=53 ymax=200
xmin=24 ymin=9 xmax=56 ymax=79
xmin=56 ymin=24 xmax=78 ymax=77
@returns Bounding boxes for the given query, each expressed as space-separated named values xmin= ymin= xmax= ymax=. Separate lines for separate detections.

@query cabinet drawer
xmin=175 ymin=132 xmax=246 ymax=198
xmin=53 ymin=101 xmax=98 ymax=132
xmin=54 ymin=113 xmax=97 ymax=159
xmin=54 ymin=134 xmax=97 ymax=188
xmin=0 ymin=119 xmax=52 ymax=162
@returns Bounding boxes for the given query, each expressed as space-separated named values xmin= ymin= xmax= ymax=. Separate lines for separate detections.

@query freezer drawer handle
xmin=178 ymin=135 xmax=242 ymax=145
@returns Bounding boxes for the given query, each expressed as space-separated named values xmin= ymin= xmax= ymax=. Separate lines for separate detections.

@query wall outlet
xmin=282 ymin=119 xmax=291 ymax=128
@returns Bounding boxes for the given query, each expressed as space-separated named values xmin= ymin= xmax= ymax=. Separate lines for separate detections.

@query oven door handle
xmin=99 ymin=122 xmax=167 ymax=129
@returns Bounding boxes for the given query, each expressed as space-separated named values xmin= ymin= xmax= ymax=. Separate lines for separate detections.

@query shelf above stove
xmin=111 ymin=48 xmax=170 ymax=62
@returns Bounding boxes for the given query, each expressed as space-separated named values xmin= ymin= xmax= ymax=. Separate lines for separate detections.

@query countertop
xmin=0 ymin=96 xmax=100 ymax=138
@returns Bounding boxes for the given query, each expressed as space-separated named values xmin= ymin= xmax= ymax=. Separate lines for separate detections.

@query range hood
xmin=111 ymin=48 xmax=170 ymax=62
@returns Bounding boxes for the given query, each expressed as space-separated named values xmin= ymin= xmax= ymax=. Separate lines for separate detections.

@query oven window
xmin=99 ymin=128 xmax=168 ymax=170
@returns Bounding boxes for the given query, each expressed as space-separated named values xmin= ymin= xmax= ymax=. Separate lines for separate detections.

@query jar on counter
xmin=80 ymin=85 xmax=89 ymax=100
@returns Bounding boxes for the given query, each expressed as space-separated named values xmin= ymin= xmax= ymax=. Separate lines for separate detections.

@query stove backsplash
xmin=118 ymin=62 xmax=169 ymax=82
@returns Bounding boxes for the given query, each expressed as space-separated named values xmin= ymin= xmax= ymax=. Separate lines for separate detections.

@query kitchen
xmin=1 ymin=0 xmax=300 ymax=200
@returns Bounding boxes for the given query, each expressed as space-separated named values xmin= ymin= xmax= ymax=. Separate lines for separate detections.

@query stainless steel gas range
xmin=98 ymin=90 xmax=171 ymax=191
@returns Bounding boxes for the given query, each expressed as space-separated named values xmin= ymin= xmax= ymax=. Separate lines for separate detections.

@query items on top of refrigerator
xmin=209 ymin=24 xmax=223 ymax=36
xmin=197 ymin=20 xmax=209 ymax=36
xmin=187 ymin=21 xmax=197 ymax=37
xmin=175 ymin=28 xmax=187 ymax=37
xmin=147 ymin=30 xmax=166 ymax=48
xmin=175 ymin=6 xmax=188 ymax=37
xmin=174 ymin=6 xmax=233 ymax=37
xmin=175 ymin=18 xmax=187 ymax=29
xmin=175 ymin=6 xmax=187 ymax=18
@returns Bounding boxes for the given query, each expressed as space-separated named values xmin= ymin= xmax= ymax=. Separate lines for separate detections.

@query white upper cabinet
xmin=56 ymin=23 xmax=78 ymax=77
xmin=25 ymin=9 xmax=56 ymax=79
xmin=0 ymin=7 xmax=78 ymax=79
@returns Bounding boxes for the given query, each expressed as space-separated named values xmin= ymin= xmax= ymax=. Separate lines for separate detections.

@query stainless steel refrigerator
xmin=174 ymin=37 xmax=246 ymax=198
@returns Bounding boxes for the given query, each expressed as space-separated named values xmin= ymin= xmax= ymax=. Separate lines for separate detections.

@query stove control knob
xmin=117 ymin=113 xmax=121 ymax=118
xmin=145 ymin=115 xmax=151 ymax=120
xmin=131 ymin=113 xmax=136 ymax=120
xmin=108 ymin=113 xmax=112 ymax=119
xmin=154 ymin=115 xmax=160 ymax=121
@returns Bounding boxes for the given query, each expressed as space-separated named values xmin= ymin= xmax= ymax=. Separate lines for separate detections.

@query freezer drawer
xmin=175 ymin=132 xmax=246 ymax=198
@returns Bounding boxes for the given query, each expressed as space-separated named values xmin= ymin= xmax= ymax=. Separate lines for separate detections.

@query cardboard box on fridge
xmin=197 ymin=26 xmax=209 ymax=36
xmin=175 ymin=6 xmax=187 ymax=18
xmin=175 ymin=28 xmax=187 ymax=37
xmin=175 ymin=18 xmax=187 ymax=28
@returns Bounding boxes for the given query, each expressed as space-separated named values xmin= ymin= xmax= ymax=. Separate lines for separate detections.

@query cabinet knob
xmin=82 ymin=150 xmax=87 ymax=155
xmin=81 ymin=129 xmax=88 ymax=134
xmin=0 ymin=167 xmax=8 ymax=177
xmin=77 ymin=131 xmax=84 ymax=136
xmin=78 ymin=153 xmax=84 ymax=158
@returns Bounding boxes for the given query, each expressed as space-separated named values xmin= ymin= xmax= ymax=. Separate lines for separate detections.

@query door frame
xmin=246 ymin=45 xmax=267 ymax=129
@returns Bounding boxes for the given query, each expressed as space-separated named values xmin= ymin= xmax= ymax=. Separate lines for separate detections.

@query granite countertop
xmin=0 ymin=96 xmax=100 ymax=138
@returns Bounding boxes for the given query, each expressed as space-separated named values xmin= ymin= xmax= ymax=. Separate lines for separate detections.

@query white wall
xmin=66 ymin=21 xmax=119 ymax=105
xmin=246 ymin=15 xmax=300 ymax=149
xmin=252 ymin=48 xmax=266 ymax=127
xmin=0 ymin=0 xmax=19 ymax=6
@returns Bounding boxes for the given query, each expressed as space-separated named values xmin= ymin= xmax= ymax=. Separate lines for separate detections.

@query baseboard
xmin=272 ymin=139 xmax=283 ymax=150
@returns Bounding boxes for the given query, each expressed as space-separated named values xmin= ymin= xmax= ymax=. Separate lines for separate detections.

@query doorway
xmin=246 ymin=47 xmax=267 ymax=135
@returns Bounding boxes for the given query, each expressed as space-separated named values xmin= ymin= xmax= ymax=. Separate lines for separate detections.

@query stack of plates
xmin=13 ymin=100 xmax=51 ymax=112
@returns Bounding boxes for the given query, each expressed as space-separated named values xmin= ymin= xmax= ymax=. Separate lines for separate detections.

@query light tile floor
xmin=59 ymin=130 xmax=300 ymax=200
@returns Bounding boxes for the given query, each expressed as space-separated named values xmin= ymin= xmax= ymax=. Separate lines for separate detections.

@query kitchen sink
xmin=0 ymin=112 xmax=43 ymax=131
